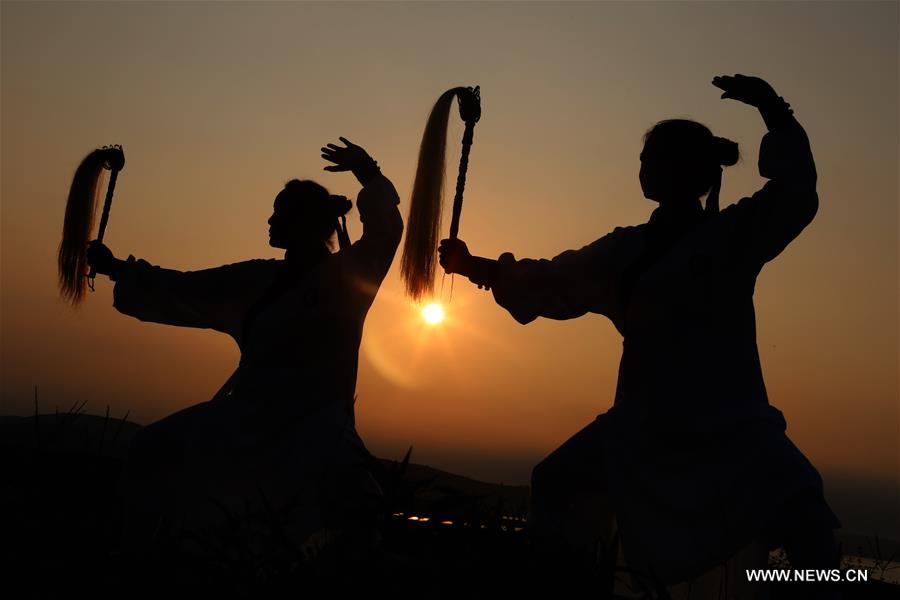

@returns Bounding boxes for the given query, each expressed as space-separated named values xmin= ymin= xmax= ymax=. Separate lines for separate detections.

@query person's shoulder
xmin=720 ymin=182 xmax=777 ymax=217
xmin=567 ymin=224 xmax=643 ymax=260
xmin=721 ymin=196 xmax=754 ymax=213
xmin=210 ymin=258 xmax=282 ymax=279
xmin=222 ymin=257 xmax=280 ymax=269
xmin=249 ymin=257 xmax=281 ymax=266
xmin=610 ymin=223 xmax=645 ymax=237
xmin=563 ymin=224 xmax=644 ymax=256
xmin=717 ymin=191 xmax=768 ymax=225
xmin=600 ymin=223 xmax=645 ymax=246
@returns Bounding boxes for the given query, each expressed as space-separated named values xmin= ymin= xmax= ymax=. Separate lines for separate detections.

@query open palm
xmin=321 ymin=137 xmax=371 ymax=172
xmin=712 ymin=74 xmax=778 ymax=108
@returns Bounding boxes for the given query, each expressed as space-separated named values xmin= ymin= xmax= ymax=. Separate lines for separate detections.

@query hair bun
xmin=713 ymin=136 xmax=740 ymax=167
xmin=330 ymin=194 xmax=353 ymax=217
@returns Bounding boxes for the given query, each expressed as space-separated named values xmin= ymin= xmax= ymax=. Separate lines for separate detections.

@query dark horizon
xmin=1 ymin=409 xmax=897 ymax=543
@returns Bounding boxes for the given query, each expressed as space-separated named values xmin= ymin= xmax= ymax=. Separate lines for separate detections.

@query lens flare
xmin=421 ymin=302 xmax=445 ymax=325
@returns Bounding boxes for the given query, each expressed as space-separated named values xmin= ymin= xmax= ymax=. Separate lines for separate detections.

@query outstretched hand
xmin=712 ymin=74 xmax=778 ymax=108
xmin=438 ymin=238 xmax=472 ymax=275
xmin=321 ymin=137 xmax=380 ymax=186
xmin=321 ymin=137 xmax=370 ymax=172
xmin=86 ymin=240 xmax=115 ymax=276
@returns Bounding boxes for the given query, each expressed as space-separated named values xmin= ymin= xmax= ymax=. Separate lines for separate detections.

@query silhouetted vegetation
xmin=1 ymin=409 xmax=897 ymax=599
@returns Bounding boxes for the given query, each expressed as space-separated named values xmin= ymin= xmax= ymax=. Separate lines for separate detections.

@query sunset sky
xmin=1 ymin=2 xmax=897 ymax=535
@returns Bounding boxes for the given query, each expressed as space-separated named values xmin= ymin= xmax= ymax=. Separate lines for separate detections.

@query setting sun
xmin=421 ymin=303 xmax=446 ymax=326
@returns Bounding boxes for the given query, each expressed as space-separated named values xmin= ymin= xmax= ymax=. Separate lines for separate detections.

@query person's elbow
xmin=789 ymin=185 xmax=819 ymax=228
xmin=388 ymin=208 xmax=404 ymax=249
xmin=801 ymin=189 xmax=819 ymax=227
xmin=491 ymin=289 xmax=538 ymax=325
xmin=111 ymin=280 xmax=137 ymax=318
xmin=509 ymin=308 xmax=537 ymax=325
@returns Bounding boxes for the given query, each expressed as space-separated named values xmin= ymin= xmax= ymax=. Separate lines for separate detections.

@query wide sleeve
xmin=489 ymin=230 xmax=622 ymax=325
xmin=344 ymin=173 xmax=404 ymax=296
xmin=112 ymin=257 xmax=273 ymax=337
xmin=727 ymin=110 xmax=819 ymax=268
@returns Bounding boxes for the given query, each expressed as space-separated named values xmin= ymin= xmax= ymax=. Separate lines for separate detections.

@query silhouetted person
xmin=87 ymin=138 xmax=403 ymax=544
xmin=440 ymin=75 xmax=840 ymax=589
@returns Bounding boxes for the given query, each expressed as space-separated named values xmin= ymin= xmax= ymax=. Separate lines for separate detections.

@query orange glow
xmin=421 ymin=302 xmax=445 ymax=325
xmin=0 ymin=2 xmax=896 ymax=526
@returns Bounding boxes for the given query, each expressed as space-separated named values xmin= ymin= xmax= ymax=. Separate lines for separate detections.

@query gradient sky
xmin=2 ymin=2 xmax=897 ymax=535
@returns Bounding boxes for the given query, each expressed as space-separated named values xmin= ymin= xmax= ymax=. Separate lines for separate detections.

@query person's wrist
xmin=354 ymin=157 xmax=381 ymax=187
xmin=758 ymin=96 xmax=794 ymax=130
xmin=108 ymin=257 xmax=127 ymax=281
xmin=456 ymin=253 xmax=475 ymax=277
xmin=467 ymin=256 xmax=499 ymax=288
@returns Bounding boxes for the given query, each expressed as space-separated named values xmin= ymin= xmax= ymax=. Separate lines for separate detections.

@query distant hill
xmin=0 ymin=413 xmax=528 ymax=516
xmin=0 ymin=412 xmax=141 ymax=456
xmin=2 ymin=413 xmax=894 ymax=561
xmin=376 ymin=459 xmax=529 ymax=519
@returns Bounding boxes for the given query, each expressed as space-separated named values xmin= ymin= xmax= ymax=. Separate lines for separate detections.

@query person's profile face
xmin=268 ymin=192 xmax=327 ymax=250
xmin=640 ymin=149 xmax=668 ymax=202
xmin=267 ymin=193 xmax=297 ymax=249
xmin=640 ymin=145 xmax=705 ymax=203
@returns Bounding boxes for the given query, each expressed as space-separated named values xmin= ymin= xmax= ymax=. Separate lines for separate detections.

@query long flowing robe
xmin=490 ymin=118 xmax=840 ymax=583
xmin=114 ymin=174 xmax=403 ymax=534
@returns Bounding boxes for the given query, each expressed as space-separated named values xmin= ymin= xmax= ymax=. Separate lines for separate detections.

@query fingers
xmin=322 ymin=139 xmax=356 ymax=152
xmin=712 ymin=74 xmax=761 ymax=90
xmin=321 ymin=146 xmax=346 ymax=166
xmin=437 ymin=248 xmax=455 ymax=271
xmin=438 ymin=238 xmax=468 ymax=257
xmin=321 ymin=142 xmax=347 ymax=160
xmin=438 ymin=242 xmax=450 ymax=262
xmin=712 ymin=75 xmax=734 ymax=90
xmin=713 ymin=75 xmax=742 ymax=102
xmin=321 ymin=141 xmax=350 ymax=165
xmin=322 ymin=137 xmax=364 ymax=155
xmin=85 ymin=240 xmax=113 ymax=271
xmin=438 ymin=239 xmax=469 ymax=275
xmin=321 ymin=138 xmax=368 ymax=177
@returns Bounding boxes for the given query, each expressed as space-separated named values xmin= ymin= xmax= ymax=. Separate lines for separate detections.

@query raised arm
xmin=350 ymin=174 xmax=404 ymax=286
xmin=321 ymin=138 xmax=403 ymax=292
xmin=439 ymin=232 xmax=622 ymax=325
xmin=713 ymin=74 xmax=819 ymax=267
